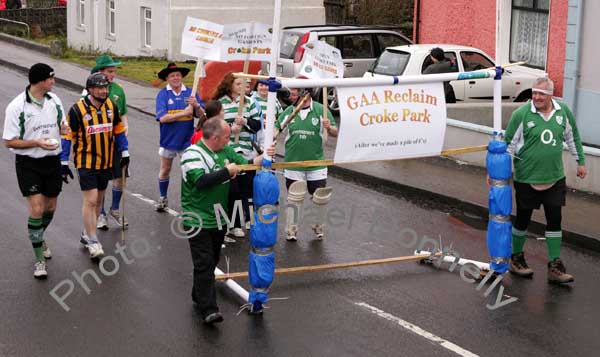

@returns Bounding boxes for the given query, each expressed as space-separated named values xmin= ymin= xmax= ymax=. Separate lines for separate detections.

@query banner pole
xmin=322 ymin=87 xmax=329 ymax=142
xmin=190 ymin=58 xmax=204 ymax=97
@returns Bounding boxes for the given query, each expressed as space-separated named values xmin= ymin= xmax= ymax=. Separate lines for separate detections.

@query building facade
xmin=67 ymin=0 xmax=326 ymax=60
xmin=414 ymin=0 xmax=599 ymax=145
xmin=562 ymin=0 xmax=599 ymax=146
xmin=414 ymin=0 xmax=565 ymax=95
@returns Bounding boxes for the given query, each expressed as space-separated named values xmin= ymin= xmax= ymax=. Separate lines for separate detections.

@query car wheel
xmin=514 ymin=89 xmax=532 ymax=102
xmin=327 ymin=87 xmax=339 ymax=113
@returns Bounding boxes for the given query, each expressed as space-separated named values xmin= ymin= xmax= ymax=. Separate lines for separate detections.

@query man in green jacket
xmin=504 ymin=77 xmax=587 ymax=284
xmin=180 ymin=118 xmax=274 ymax=324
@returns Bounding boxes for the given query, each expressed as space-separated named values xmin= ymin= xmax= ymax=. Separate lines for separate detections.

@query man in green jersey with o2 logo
xmin=505 ymin=77 xmax=586 ymax=284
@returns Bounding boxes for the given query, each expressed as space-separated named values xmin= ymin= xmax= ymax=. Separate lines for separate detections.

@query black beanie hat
xmin=29 ymin=63 xmax=55 ymax=84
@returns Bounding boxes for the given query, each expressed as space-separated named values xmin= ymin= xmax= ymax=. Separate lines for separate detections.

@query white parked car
xmin=363 ymin=44 xmax=547 ymax=102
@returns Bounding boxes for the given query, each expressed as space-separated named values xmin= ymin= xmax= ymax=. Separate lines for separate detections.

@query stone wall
xmin=0 ymin=7 xmax=66 ymax=37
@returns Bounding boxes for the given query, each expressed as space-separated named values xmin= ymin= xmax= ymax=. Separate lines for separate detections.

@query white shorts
xmin=158 ymin=147 xmax=184 ymax=159
xmin=284 ymin=168 xmax=327 ymax=181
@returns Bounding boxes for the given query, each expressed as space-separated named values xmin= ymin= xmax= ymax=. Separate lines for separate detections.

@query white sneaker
xmin=97 ymin=213 xmax=108 ymax=230
xmin=231 ymin=227 xmax=245 ymax=238
xmin=312 ymin=224 xmax=324 ymax=240
xmin=80 ymin=232 xmax=90 ymax=247
xmin=155 ymin=196 xmax=168 ymax=212
xmin=286 ymin=233 xmax=297 ymax=242
xmin=42 ymin=241 xmax=52 ymax=259
xmin=109 ymin=208 xmax=128 ymax=228
xmin=87 ymin=242 xmax=105 ymax=259
xmin=33 ymin=261 xmax=47 ymax=279
xmin=224 ymin=236 xmax=237 ymax=244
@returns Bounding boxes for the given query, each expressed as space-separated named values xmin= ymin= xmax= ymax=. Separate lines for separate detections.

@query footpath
xmin=1 ymin=37 xmax=598 ymax=252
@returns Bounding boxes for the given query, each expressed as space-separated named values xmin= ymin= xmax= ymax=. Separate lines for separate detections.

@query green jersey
xmin=505 ymin=100 xmax=585 ymax=184
xmin=218 ymin=94 xmax=261 ymax=159
xmin=276 ymin=101 xmax=336 ymax=171
xmin=180 ymin=141 xmax=248 ymax=229
xmin=108 ymin=82 xmax=127 ymax=116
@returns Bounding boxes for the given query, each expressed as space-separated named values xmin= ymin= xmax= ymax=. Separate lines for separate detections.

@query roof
xmin=282 ymin=24 xmax=403 ymax=33
xmin=384 ymin=44 xmax=481 ymax=54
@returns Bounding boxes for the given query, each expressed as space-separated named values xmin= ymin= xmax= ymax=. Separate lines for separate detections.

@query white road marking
xmin=129 ymin=192 xmax=179 ymax=216
xmin=127 ymin=191 xmax=227 ymax=250
xmin=355 ymin=302 xmax=479 ymax=357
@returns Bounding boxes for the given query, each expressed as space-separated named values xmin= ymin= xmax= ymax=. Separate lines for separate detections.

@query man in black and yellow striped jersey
xmin=60 ymin=73 xmax=130 ymax=259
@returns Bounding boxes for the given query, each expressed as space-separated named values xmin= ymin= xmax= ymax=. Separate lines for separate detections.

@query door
xmin=340 ymin=34 xmax=376 ymax=77
xmin=459 ymin=51 xmax=513 ymax=101
xmin=421 ymin=50 xmax=464 ymax=101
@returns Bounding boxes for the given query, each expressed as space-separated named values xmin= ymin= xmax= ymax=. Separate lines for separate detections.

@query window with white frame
xmin=510 ymin=0 xmax=550 ymax=69
xmin=107 ymin=0 xmax=116 ymax=37
xmin=77 ymin=0 xmax=85 ymax=27
xmin=141 ymin=7 xmax=152 ymax=48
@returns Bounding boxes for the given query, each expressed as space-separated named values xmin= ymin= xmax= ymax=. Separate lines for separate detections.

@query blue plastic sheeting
xmin=488 ymin=185 xmax=512 ymax=216
xmin=486 ymin=220 xmax=511 ymax=273
xmin=248 ymin=251 xmax=275 ymax=304
xmin=253 ymin=170 xmax=280 ymax=206
xmin=485 ymin=139 xmax=512 ymax=274
xmin=250 ymin=211 xmax=278 ymax=248
xmin=486 ymin=141 xmax=512 ymax=180
xmin=249 ymin=169 xmax=279 ymax=306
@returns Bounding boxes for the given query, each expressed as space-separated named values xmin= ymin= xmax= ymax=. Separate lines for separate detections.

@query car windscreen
xmin=372 ymin=49 xmax=410 ymax=76
xmin=280 ymin=32 xmax=302 ymax=59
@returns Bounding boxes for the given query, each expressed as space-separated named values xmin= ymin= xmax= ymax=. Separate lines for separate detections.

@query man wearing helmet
xmin=61 ymin=73 xmax=130 ymax=259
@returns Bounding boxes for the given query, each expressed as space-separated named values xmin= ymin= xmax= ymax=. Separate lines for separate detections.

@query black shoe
xmin=509 ymin=252 xmax=534 ymax=277
xmin=203 ymin=312 xmax=224 ymax=324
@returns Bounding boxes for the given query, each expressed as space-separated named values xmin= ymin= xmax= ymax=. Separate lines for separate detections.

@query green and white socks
xmin=512 ymin=227 xmax=527 ymax=254
xmin=512 ymin=227 xmax=562 ymax=260
xmin=28 ymin=216 xmax=44 ymax=262
xmin=545 ymin=231 xmax=562 ymax=261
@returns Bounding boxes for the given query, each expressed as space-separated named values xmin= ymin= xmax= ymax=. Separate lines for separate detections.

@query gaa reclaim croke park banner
xmin=334 ymin=83 xmax=447 ymax=163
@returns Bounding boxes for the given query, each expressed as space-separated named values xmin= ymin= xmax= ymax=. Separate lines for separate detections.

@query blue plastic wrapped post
xmin=248 ymin=163 xmax=279 ymax=313
xmin=486 ymin=137 xmax=512 ymax=273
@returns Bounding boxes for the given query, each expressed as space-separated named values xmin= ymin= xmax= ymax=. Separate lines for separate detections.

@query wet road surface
xmin=1 ymin=66 xmax=599 ymax=356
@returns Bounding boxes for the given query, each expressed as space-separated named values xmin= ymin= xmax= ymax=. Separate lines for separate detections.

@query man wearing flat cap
xmin=88 ymin=54 xmax=130 ymax=231
xmin=3 ymin=63 xmax=69 ymax=278
xmin=154 ymin=62 xmax=204 ymax=211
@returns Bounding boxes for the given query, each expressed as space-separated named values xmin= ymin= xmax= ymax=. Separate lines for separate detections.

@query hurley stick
xmin=234 ymin=60 xmax=251 ymax=144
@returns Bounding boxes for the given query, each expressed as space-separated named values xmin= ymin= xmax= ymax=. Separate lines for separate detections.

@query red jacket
xmin=190 ymin=130 xmax=202 ymax=145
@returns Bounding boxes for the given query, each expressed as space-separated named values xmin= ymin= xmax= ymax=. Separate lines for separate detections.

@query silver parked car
xmin=263 ymin=25 xmax=412 ymax=108
xmin=364 ymin=44 xmax=547 ymax=102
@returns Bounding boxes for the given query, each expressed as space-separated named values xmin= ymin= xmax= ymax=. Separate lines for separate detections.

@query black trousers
xmin=188 ymin=228 xmax=225 ymax=318
xmin=228 ymin=171 xmax=256 ymax=228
